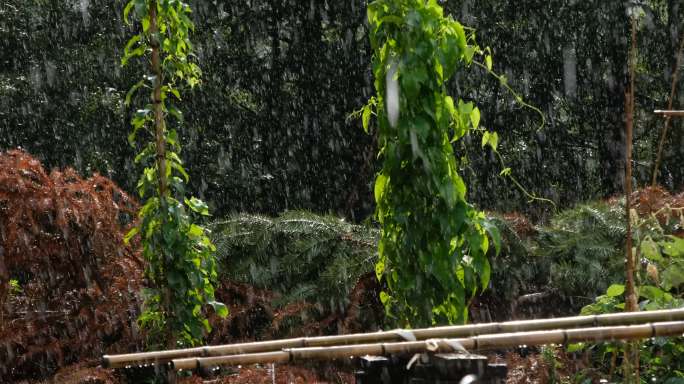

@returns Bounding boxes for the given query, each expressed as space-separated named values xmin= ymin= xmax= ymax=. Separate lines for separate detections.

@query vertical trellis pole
xmin=623 ymin=13 xmax=638 ymax=384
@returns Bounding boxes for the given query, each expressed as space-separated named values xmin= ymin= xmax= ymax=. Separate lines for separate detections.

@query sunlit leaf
xmin=606 ymin=284 xmax=625 ymax=297
xmin=663 ymin=236 xmax=684 ymax=258
xmin=638 ymin=285 xmax=665 ymax=301
xmin=124 ymin=226 xmax=139 ymax=244
xmin=470 ymin=107 xmax=480 ymax=129
xmin=186 ymin=196 xmax=210 ymax=216
xmin=125 ymin=79 xmax=145 ymax=106
xmin=566 ymin=343 xmax=585 ymax=353
xmin=209 ymin=301 xmax=228 ymax=318
xmin=374 ymin=173 xmax=388 ymax=203
xmin=362 ymin=104 xmax=372 ymax=133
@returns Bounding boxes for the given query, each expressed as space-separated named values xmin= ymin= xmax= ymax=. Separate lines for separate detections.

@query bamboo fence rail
xmin=654 ymin=110 xmax=684 ymax=116
xmin=172 ymin=321 xmax=684 ymax=371
xmin=102 ymin=307 xmax=684 ymax=368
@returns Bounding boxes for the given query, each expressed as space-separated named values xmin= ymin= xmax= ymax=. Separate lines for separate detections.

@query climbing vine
xmin=364 ymin=0 xmax=501 ymax=326
xmin=122 ymin=0 xmax=226 ymax=347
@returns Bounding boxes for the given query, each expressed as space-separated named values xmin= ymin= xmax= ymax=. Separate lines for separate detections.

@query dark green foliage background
xmin=1 ymin=0 xmax=683 ymax=220
xmin=211 ymin=211 xmax=377 ymax=313
xmin=209 ymin=211 xmax=382 ymax=337
xmin=205 ymin=201 xmax=668 ymax=325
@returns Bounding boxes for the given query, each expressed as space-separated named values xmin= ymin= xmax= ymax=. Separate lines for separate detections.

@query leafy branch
xmin=353 ymin=20 xmax=554 ymax=212
xmin=471 ymin=57 xmax=555 ymax=210
xmin=472 ymin=60 xmax=546 ymax=132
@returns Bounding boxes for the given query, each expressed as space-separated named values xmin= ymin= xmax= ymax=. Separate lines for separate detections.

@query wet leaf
xmin=362 ymin=104 xmax=371 ymax=133
xmin=642 ymin=237 xmax=662 ymax=261
xmin=209 ymin=301 xmax=228 ymax=318
xmin=606 ymin=284 xmax=624 ymax=297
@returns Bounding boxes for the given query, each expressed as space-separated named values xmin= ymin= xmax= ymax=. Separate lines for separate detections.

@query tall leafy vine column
xmin=365 ymin=0 xmax=500 ymax=327
xmin=122 ymin=0 xmax=227 ymax=347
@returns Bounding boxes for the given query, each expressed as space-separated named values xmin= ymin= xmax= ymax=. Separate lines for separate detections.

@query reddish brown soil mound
xmin=633 ymin=186 xmax=684 ymax=237
xmin=47 ymin=361 xmax=120 ymax=384
xmin=606 ymin=186 xmax=684 ymax=237
xmin=500 ymin=212 xmax=536 ymax=239
xmin=631 ymin=186 xmax=684 ymax=215
xmin=0 ymin=149 xmax=143 ymax=381
xmin=175 ymin=364 xmax=355 ymax=384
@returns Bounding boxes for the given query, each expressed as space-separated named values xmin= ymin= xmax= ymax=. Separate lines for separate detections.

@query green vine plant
xmin=359 ymin=0 xmax=554 ymax=327
xmin=362 ymin=0 xmax=503 ymax=327
xmin=122 ymin=0 xmax=227 ymax=348
xmin=352 ymin=13 xmax=553 ymax=211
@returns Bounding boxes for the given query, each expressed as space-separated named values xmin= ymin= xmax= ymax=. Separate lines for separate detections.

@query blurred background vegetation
xmin=2 ymin=0 xmax=683 ymax=222
xmin=2 ymin=1 xmax=684 ymax=381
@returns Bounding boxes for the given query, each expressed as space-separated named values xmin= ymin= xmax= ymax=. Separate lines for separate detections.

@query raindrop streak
xmin=460 ymin=374 xmax=478 ymax=384
xmin=562 ymin=44 xmax=577 ymax=98
xmin=386 ymin=61 xmax=399 ymax=128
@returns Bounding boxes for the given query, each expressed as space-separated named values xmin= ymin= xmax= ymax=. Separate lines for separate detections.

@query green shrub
xmin=571 ymin=206 xmax=684 ymax=383
xmin=535 ymin=202 xmax=627 ymax=301
xmin=210 ymin=211 xmax=378 ymax=315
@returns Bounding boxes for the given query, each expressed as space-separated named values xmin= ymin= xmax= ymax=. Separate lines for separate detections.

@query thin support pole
xmin=652 ymin=30 xmax=684 ymax=185
xmin=624 ymin=15 xmax=639 ymax=384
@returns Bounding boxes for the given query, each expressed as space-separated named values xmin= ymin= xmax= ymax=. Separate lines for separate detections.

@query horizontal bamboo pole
xmin=102 ymin=307 xmax=684 ymax=368
xmin=654 ymin=110 xmax=684 ymax=116
xmin=172 ymin=321 xmax=684 ymax=371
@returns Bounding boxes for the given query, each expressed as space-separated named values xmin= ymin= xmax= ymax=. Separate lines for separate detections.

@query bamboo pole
xmin=102 ymin=308 xmax=684 ymax=368
xmin=624 ymin=16 xmax=639 ymax=383
xmin=624 ymin=14 xmax=638 ymax=315
xmin=652 ymin=31 xmax=684 ymax=186
xmin=171 ymin=321 xmax=684 ymax=371
xmin=654 ymin=110 xmax=684 ymax=117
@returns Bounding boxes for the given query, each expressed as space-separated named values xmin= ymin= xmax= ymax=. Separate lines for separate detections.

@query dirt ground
xmin=18 ymin=351 xmax=565 ymax=384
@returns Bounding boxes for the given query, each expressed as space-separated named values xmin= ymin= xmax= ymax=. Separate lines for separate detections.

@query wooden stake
xmin=624 ymin=13 xmax=638 ymax=315
xmin=148 ymin=0 xmax=175 ymax=350
xmin=624 ymin=15 xmax=639 ymax=383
